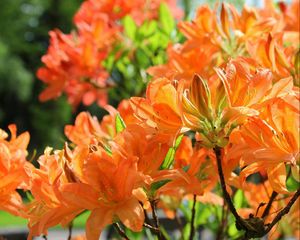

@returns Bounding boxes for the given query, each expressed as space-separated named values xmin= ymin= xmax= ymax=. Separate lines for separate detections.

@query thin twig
xmin=67 ymin=221 xmax=73 ymax=240
xmin=261 ymin=191 xmax=278 ymax=218
xmin=143 ymin=223 xmax=160 ymax=232
xmin=265 ymin=189 xmax=300 ymax=233
xmin=113 ymin=223 xmax=129 ymax=240
xmin=150 ymin=199 xmax=166 ymax=240
xmin=189 ymin=194 xmax=197 ymax=240
xmin=140 ymin=202 xmax=151 ymax=225
xmin=214 ymin=146 xmax=300 ymax=239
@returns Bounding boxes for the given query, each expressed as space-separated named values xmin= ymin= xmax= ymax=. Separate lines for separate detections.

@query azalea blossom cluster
xmin=0 ymin=1 xmax=299 ymax=240
xmin=37 ymin=0 xmax=181 ymax=108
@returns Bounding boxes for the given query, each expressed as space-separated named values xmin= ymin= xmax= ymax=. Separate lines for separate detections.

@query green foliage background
xmin=0 ymin=0 xmax=81 ymax=154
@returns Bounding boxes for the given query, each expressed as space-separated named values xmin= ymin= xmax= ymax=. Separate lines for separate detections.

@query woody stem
xmin=261 ymin=191 xmax=278 ymax=218
xmin=214 ymin=146 xmax=246 ymax=229
xmin=67 ymin=221 xmax=73 ymax=240
xmin=189 ymin=194 xmax=197 ymax=240
xmin=150 ymin=199 xmax=166 ymax=240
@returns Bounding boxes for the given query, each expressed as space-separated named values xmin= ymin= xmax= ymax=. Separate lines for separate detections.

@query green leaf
xmin=25 ymin=191 xmax=34 ymax=202
xmin=103 ymin=144 xmax=112 ymax=156
xmin=125 ymin=228 xmax=143 ymax=240
xmin=137 ymin=20 xmax=158 ymax=40
xmin=115 ymin=113 xmax=126 ymax=133
xmin=159 ymin=3 xmax=175 ymax=35
xmin=233 ymin=189 xmax=244 ymax=209
xmin=160 ymin=134 xmax=183 ymax=169
xmin=123 ymin=15 xmax=137 ymax=40
xmin=228 ymin=222 xmax=239 ymax=237
xmin=161 ymin=147 xmax=176 ymax=170
xmin=182 ymin=224 xmax=191 ymax=240
xmin=135 ymin=48 xmax=151 ymax=68
xmin=149 ymin=179 xmax=171 ymax=197
xmin=174 ymin=134 xmax=184 ymax=148
xmin=287 ymin=174 xmax=300 ymax=192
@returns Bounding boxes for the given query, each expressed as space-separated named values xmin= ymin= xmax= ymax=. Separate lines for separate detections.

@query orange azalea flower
xmin=74 ymin=0 xmax=182 ymax=26
xmin=148 ymin=42 xmax=218 ymax=82
xmin=38 ymin=15 xmax=115 ymax=108
xmin=180 ymin=57 xmax=298 ymax=148
xmin=228 ymin=99 xmax=299 ymax=194
xmin=61 ymin=145 xmax=146 ymax=240
xmin=113 ymin=124 xmax=169 ymax=181
xmin=157 ymin=137 xmax=217 ymax=198
xmin=181 ymin=72 xmax=258 ymax=148
xmin=130 ymin=78 xmax=184 ymax=144
xmin=247 ymin=33 xmax=299 ymax=83
xmin=65 ymin=100 xmax=140 ymax=147
xmin=0 ymin=125 xmax=32 ymax=216
xmin=149 ymin=2 xmax=299 ymax=86
xmin=25 ymin=147 xmax=84 ymax=239
xmin=71 ymin=235 xmax=87 ymax=240
xmin=216 ymin=58 xmax=297 ymax=109
xmin=65 ymin=112 xmax=107 ymax=147
xmin=278 ymin=0 xmax=300 ymax=32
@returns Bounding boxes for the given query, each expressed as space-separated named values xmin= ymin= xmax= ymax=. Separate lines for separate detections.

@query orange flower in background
xmin=247 ymin=33 xmax=299 ymax=83
xmin=0 ymin=125 xmax=32 ymax=216
xmin=149 ymin=1 xmax=299 ymax=86
xmin=37 ymin=15 xmax=115 ymax=108
xmin=38 ymin=0 xmax=181 ymax=108
xmin=74 ymin=0 xmax=182 ymax=26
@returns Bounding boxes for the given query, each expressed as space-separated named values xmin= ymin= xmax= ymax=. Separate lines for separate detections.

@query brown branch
xmin=139 ymin=201 xmax=151 ymax=225
xmin=265 ymin=189 xmax=300 ymax=233
xmin=189 ymin=194 xmax=197 ymax=240
xmin=113 ymin=223 xmax=129 ymax=240
xmin=214 ymin=147 xmax=246 ymax=229
xmin=214 ymin=147 xmax=300 ymax=239
xmin=150 ymin=199 xmax=166 ymax=240
xmin=143 ymin=223 xmax=160 ymax=232
xmin=261 ymin=191 xmax=278 ymax=218
xmin=67 ymin=221 xmax=73 ymax=240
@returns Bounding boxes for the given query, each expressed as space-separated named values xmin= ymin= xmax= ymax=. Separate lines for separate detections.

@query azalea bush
xmin=1 ymin=0 xmax=299 ymax=240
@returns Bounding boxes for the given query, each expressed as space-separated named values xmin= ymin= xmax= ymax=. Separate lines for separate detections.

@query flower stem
xmin=265 ymin=189 xmax=300 ymax=233
xmin=261 ymin=191 xmax=278 ymax=218
xmin=150 ymin=199 xmax=166 ymax=240
xmin=67 ymin=221 xmax=73 ymax=240
xmin=189 ymin=194 xmax=197 ymax=240
xmin=214 ymin=146 xmax=245 ymax=228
